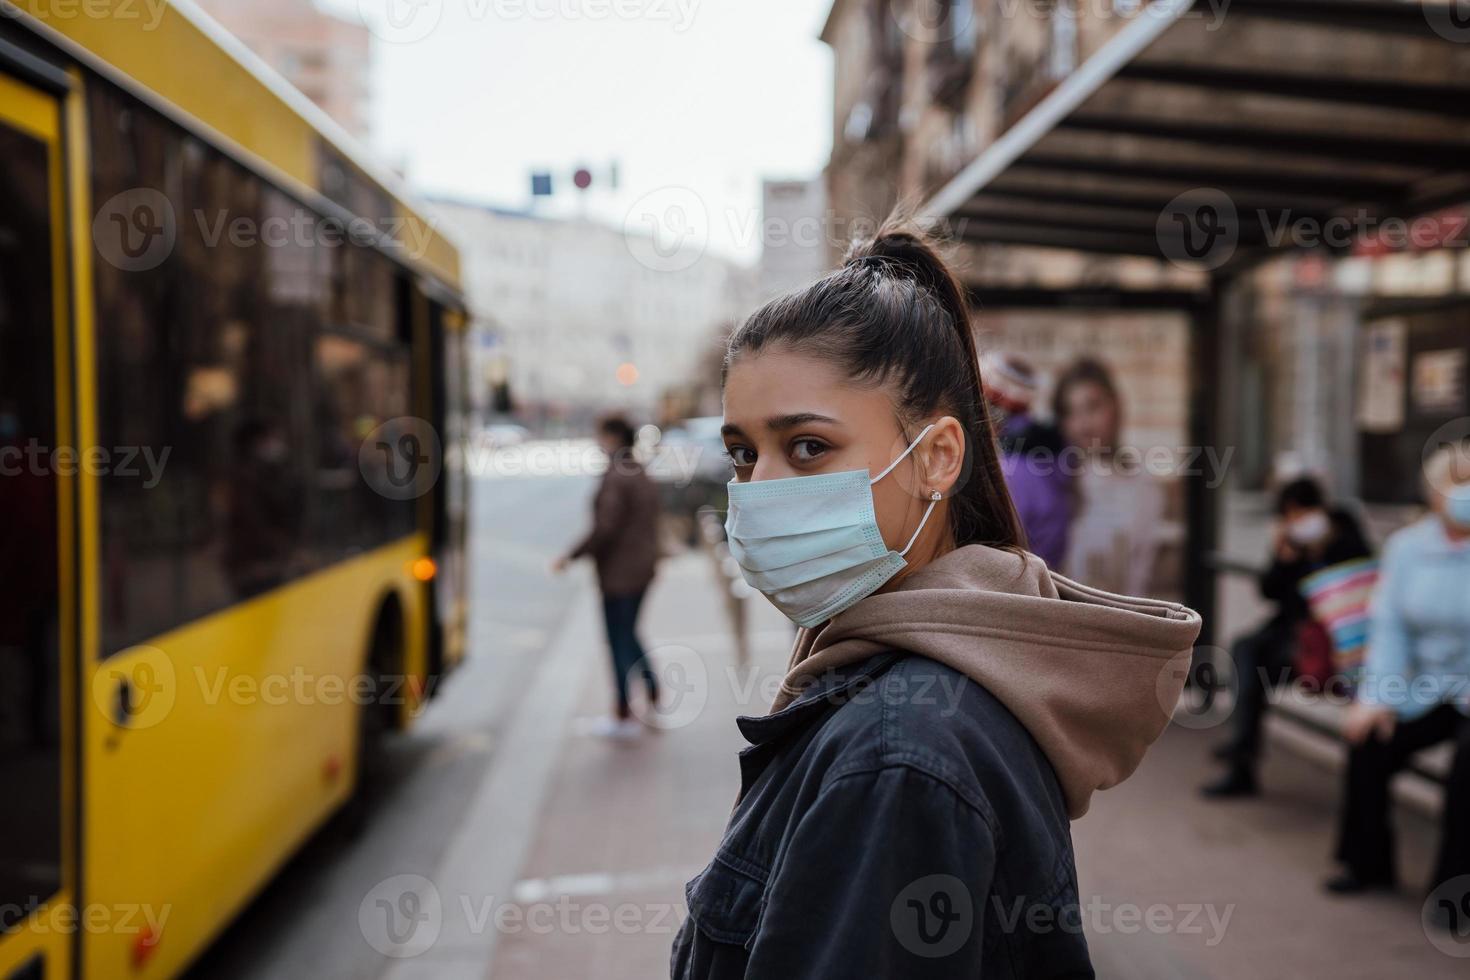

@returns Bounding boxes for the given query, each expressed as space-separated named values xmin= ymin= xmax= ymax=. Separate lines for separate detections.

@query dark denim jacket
xmin=671 ymin=653 xmax=1094 ymax=979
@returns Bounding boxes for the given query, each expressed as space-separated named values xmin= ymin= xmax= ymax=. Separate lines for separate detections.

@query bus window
xmin=0 ymin=103 xmax=62 ymax=928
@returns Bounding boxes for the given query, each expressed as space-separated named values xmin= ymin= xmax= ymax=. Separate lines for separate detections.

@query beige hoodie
xmin=773 ymin=544 xmax=1202 ymax=819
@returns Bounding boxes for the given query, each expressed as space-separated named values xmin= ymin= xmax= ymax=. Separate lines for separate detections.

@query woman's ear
xmin=920 ymin=415 xmax=967 ymax=497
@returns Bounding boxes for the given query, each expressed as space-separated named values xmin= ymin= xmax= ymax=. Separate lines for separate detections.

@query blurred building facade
xmin=433 ymin=201 xmax=755 ymax=427
xmin=759 ymin=177 xmax=830 ymax=301
xmin=196 ymin=0 xmax=373 ymax=141
xmin=820 ymin=0 xmax=1470 ymax=622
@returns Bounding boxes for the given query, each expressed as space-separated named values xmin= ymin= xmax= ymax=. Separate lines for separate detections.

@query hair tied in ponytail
xmin=725 ymin=215 xmax=1026 ymax=552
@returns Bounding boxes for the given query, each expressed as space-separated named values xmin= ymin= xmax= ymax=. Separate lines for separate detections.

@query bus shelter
xmin=921 ymin=0 xmax=1470 ymax=643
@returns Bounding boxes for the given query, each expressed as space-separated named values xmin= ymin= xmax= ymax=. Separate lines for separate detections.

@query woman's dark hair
xmin=723 ymin=220 xmax=1024 ymax=550
xmin=1276 ymin=476 xmax=1326 ymax=515
xmin=1051 ymin=356 xmax=1120 ymax=425
xmin=598 ymin=414 xmax=637 ymax=449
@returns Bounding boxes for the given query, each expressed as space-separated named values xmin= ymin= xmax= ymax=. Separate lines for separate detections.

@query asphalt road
xmin=186 ymin=465 xmax=599 ymax=980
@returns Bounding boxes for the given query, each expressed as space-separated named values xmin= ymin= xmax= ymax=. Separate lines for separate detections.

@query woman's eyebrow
xmin=765 ymin=412 xmax=840 ymax=430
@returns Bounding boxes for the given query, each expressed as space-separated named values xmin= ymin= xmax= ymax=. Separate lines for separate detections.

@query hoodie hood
xmin=772 ymin=544 xmax=1201 ymax=819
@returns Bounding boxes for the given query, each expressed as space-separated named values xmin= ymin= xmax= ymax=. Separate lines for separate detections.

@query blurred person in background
xmin=1326 ymin=445 xmax=1470 ymax=918
xmin=983 ymin=351 xmax=1072 ymax=569
xmin=1201 ymin=477 xmax=1371 ymax=798
xmin=673 ymin=225 xmax=1200 ymax=977
xmin=1054 ymin=357 xmax=1164 ymax=596
xmin=553 ymin=415 xmax=662 ymax=737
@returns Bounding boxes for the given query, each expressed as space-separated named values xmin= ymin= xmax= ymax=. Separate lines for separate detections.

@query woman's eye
xmin=790 ymin=439 xmax=828 ymax=463
xmin=725 ymin=446 xmax=755 ymax=468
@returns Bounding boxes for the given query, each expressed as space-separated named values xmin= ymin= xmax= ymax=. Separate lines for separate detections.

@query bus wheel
xmin=333 ymin=599 xmax=402 ymax=841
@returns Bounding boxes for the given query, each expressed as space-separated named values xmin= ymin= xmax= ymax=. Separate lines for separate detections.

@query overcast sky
xmin=323 ymin=0 xmax=836 ymax=263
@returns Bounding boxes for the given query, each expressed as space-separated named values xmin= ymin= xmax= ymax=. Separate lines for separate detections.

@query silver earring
xmin=929 ymin=490 xmax=942 ymax=501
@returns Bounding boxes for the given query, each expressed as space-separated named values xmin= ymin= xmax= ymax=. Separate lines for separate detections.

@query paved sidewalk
xmin=414 ymin=549 xmax=1465 ymax=980
xmin=485 ymin=551 xmax=793 ymax=980
xmin=1076 ymin=723 xmax=1461 ymax=979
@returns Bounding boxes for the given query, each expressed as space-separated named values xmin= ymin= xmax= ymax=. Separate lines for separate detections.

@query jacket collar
xmin=735 ymin=653 xmax=901 ymax=747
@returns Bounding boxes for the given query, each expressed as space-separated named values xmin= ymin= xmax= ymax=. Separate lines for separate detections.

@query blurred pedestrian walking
xmin=1326 ymin=445 xmax=1470 ymax=918
xmin=983 ymin=351 xmax=1072 ymax=570
xmin=553 ymin=415 xmax=661 ymax=737
xmin=1202 ymin=477 xmax=1372 ymax=798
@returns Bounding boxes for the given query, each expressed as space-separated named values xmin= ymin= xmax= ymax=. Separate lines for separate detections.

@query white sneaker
xmin=575 ymin=716 xmax=643 ymax=739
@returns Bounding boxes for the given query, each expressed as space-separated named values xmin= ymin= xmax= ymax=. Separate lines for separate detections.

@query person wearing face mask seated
xmin=1201 ymin=477 xmax=1371 ymax=798
xmin=1325 ymin=446 xmax=1470 ymax=919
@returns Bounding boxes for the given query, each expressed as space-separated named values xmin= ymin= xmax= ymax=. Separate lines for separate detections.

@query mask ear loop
xmin=898 ymin=490 xmax=943 ymax=557
xmin=870 ymin=422 xmax=938 ymax=485
xmin=869 ymin=422 xmax=941 ymax=557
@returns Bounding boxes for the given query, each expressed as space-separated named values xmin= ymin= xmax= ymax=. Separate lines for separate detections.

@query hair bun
xmin=845 ymin=227 xmax=955 ymax=299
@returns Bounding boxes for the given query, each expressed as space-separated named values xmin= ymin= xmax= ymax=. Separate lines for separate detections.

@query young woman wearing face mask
xmin=1200 ymin=477 xmax=1372 ymax=798
xmin=670 ymin=226 xmax=1201 ymax=979
xmin=1326 ymin=446 xmax=1470 ymax=918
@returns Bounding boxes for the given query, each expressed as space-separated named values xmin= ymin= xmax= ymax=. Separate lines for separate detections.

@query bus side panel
xmin=82 ymin=537 xmax=428 ymax=979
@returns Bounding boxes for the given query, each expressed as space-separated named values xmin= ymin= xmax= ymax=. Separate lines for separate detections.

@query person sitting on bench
xmin=1326 ymin=445 xmax=1470 ymax=925
xmin=1201 ymin=477 xmax=1370 ymax=798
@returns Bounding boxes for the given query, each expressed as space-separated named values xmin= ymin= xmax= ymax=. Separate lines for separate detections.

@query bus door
xmin=0 ymin=69 xmax=76 ymax=980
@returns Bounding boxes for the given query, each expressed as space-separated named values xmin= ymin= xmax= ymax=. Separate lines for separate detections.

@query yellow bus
xmin=0 ymin=3 xmax=469 ymax=976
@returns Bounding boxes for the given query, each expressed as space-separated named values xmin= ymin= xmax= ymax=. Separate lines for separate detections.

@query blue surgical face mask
xmin=724 ymin=424 xmax=939 ymax=628
xmin=1446 ymin=486 xmax=1470 ymax=530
